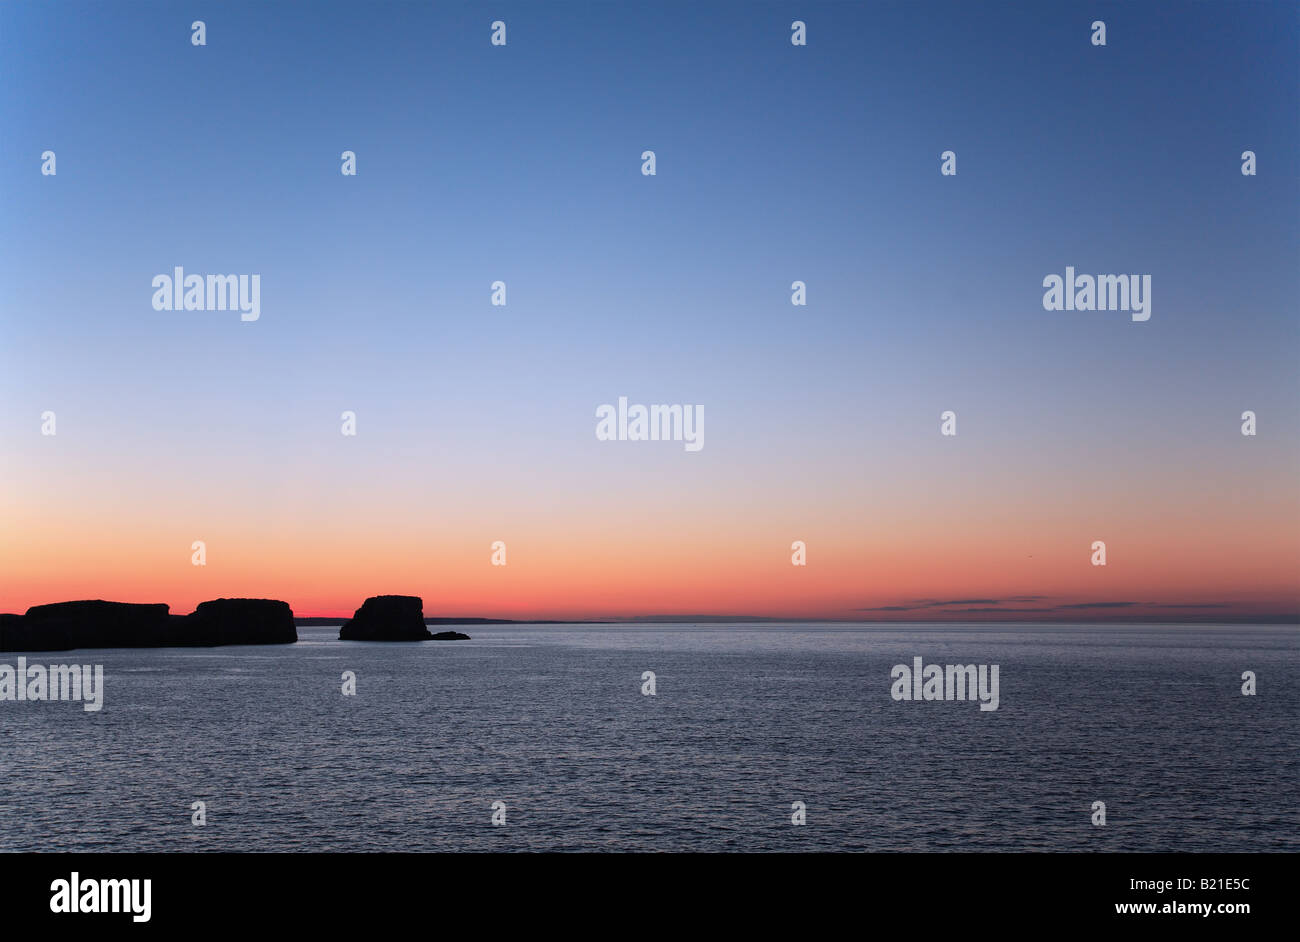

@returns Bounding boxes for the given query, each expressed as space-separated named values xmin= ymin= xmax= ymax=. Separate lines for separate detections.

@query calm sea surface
xmin=1 ymin=624 xmax=1296 ymax=852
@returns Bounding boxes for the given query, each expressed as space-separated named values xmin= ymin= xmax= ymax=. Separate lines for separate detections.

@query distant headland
xmin=0 ymin=595 xmax=474 ymax=652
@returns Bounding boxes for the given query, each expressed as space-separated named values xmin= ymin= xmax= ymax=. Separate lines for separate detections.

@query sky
xmin=1 ymin=1 xmax=1297 ymax=621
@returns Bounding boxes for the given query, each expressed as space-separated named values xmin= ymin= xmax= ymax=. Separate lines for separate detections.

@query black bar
xmin=0 ymin=852 xmax=1282 ymax=929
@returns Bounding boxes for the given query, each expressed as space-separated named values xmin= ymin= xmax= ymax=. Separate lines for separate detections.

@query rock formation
xmin=183 ymin=598 xmax=297 ymax=645
xmin=22 ymin=600 xmax=172 ymax=648
xmin=0 ymin=598 xmax=297 ymax=651
xmin=339 ymin=595 xmax=431 ymax=641
xmin=0 ymin=595 xmax=479 ymax=649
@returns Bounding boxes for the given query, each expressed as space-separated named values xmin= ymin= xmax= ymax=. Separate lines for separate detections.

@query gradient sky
xmin=1 ymin=1 xmax=1297 ymax=621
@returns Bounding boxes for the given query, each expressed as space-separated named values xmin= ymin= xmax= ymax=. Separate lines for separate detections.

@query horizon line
xmin=8 ymin=598 xmax=1297 ymax=627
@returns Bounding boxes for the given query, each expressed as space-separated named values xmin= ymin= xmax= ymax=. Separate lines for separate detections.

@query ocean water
xmin=0 ymin=624 xmax=1296 ymax=852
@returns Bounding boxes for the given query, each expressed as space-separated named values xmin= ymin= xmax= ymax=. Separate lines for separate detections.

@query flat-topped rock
xmin=23 ymin=600 xmax=172 ymax=648
xmin=339 ymin=595 xmax=431 ymax=641
xmin=184 ymin=598 xmax=297 ymax=645
xmin=0 ymin=598 xmax=298 ymax=651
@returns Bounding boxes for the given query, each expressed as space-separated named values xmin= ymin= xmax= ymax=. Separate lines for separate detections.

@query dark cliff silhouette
xmin=187 ymin=598 xmax=297 ymax=645
xmin=1 ymin=596 xmax=472 ymax=651
xmin=338 ymin=596 xmax=470 ymax=641
xmin=0 ymin=599 xmax=297 ymax=652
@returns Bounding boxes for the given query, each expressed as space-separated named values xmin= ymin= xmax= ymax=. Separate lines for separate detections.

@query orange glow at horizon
xmin=3 ymin=472 xmax=1296 ymax=621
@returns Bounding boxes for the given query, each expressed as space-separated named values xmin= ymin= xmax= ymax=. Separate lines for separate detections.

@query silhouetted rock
xmin=22 ymin=600 xmax=171 ymax=648
xmin=0 ymin=598 xmax=298 ymax=651
xmin=0 ymin=612 xmax=73 ymax=652
xmin=184 ymin=598 xmax=297 ymax=645
xmin=339 ymin=596 xmax=431 ymax=641
xmin=430 ymin=630 xmax=471 ymax=640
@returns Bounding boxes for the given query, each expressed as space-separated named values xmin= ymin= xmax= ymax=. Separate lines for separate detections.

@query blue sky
xmin=1 ymin=1 xmax=1296 ymax=618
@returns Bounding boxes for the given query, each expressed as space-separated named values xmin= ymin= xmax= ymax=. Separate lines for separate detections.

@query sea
xmin=1 ymin=624 xmax=1296 ymax=852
